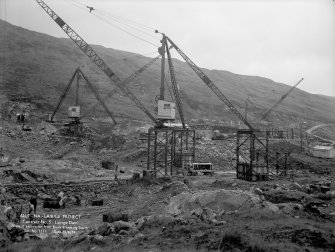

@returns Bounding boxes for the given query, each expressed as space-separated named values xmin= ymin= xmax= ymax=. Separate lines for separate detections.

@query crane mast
xmin=165 ymin=39 xmax=186 ymax=128
xmin=50 ymin=69 xmax=78 ymax=122
xmin=35 ymin=0 xmax=156 ymax=124
xmin=165 ymin=36 xmax=254 ymax=130
xmin=262 ymin=77 xmax=304 ymax=120
xmin=49 ymin=67 xmax=117 ymax=124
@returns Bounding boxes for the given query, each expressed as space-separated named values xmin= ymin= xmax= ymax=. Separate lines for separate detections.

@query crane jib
xmin=54 ymin=17 xmax=115 ymax=79
xmin=36 ymin=0 xmax=157 ymax=123
xmin=55 ymin=17 xmax=65 ymax=28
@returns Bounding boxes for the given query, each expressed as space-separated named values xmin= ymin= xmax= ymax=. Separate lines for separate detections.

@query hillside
xmin=0 ymin=19 xmax=334 ymax=127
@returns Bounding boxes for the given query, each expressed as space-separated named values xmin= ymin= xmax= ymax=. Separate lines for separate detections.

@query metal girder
xmin=165 ymin=39 xmax=186 ymax=128
xmin=262 ymin=78 xmax=304 ymax=120
xmin=50 ymin=68 xmax=78 ymax=122
xmin=36 ymin=0 xmax=156 ymax=124
xmin=77 ymin=68 xmax=117 ymax=124
xmin=165 ymin=36 xmax=254 ymax=130
xmin=80 ymin=55 xmax=160 ymax=119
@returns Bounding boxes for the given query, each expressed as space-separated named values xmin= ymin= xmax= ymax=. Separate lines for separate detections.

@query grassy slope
xmin=0 ymin=20 xmax=334 ymax=126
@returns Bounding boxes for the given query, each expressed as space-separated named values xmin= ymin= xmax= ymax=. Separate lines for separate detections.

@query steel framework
xmin=236 ymin=130 xmax=288 ymax=181
xmin=147 ymin=127 xmax=195 ymax=177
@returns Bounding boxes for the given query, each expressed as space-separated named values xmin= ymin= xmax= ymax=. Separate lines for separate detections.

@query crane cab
xmin=157 ymin=100 xmax=175 ymax=120
xmin=68 ymin=106 xmax=81 ymax=118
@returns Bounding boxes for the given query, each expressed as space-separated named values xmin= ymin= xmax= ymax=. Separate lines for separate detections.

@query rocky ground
xmin=0 ymin=118 xmax=334 ymax=252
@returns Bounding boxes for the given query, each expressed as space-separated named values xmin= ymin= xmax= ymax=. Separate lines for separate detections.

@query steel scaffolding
xmin=236 ymin=129 xmax=288 ymax=181
xmin=147 ymin=127 xmax=196 ymax=177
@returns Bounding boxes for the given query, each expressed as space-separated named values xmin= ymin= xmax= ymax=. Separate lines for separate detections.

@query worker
xmin=30 ymin=196 xmax=37 ymax=214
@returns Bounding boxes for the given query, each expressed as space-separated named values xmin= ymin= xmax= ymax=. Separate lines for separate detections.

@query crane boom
xmin=77 ymin=68 xmax=117 ymax=124
xmin=165 ymin=36 xmax=253 ymax=130
xmin=165 ymin=39 xmax=186 ymax=128
xmin=35 ymin=0 xmax=156 ymax=123
xmin=262 ymin=78 xmax=304 ymax=120
xmin=50 ymin=69 xmax=78 ymax=122
xmin=81 ymin=55 xmax=160 ymax=119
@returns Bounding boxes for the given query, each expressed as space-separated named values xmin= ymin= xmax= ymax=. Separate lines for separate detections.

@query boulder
xmin=103 ymin=213 xmax=128 ymax=223
xmin=290 ymin=182 xmax=302 ymax=191
xmin=253 ymin=188 xmax=263 ymax=195
xmin=160 ymin=181 xmax=191 ymax=196
xmin=191 ymin=207 xmax=216 ymax=221
xmin=326 ymin=190 xmax=335 ymax=198
xmin=135 ymin=215 xmax=174 ymax=231
xmin=96 ymin=223 xmax=112 ymax=236
xmin=165 ymin=189 xmax=260 ymax=216
xmin=262 ymin=201 xmax=280 ymax=213
xmin=92 ymin=234 xmax=103 ymax=241
xmin=111 ymin=221 xmax=136 ymax=234
xmin=276 ymin=203 xmax=303 ymax=213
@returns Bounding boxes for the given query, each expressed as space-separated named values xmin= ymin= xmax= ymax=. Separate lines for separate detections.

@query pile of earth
xmin=165 ymin=189 xmax=260 ymax=216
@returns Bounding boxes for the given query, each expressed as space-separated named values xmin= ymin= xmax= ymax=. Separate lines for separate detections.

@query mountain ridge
xmin=0 ymin=19 xmax=334 ymax=126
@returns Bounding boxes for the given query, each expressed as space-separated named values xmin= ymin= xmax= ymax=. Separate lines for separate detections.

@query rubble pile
xmin=195 ymin=140 xmax=235 ymax=168
xmin=165 ymin=189 xmax=260 ymax=216
xmin=257 ymin=180 xmax=335 ymax=217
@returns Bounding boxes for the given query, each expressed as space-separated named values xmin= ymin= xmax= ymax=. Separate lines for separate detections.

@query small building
xmin=310 ymin=145 xmax=335 ymax=159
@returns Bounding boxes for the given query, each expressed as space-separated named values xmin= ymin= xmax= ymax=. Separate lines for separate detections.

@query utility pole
xmin=300 ymin=122 xmax=306 ymax=153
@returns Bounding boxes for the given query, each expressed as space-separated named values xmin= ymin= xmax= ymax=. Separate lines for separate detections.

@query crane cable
xmin=95 ymin=9 xmax=157 ymax=32
xmin=92 ymin=12 xmax=159 ymax=48
xmin=68 ymin=0 xmax=156 ymax=32
xmin=122 ymin=51 xmax=158 ymax=61
xmin=94 ymin=9 xmax=159 ymax=39
xmin=66 ymin=0 xmax=160 ymax=48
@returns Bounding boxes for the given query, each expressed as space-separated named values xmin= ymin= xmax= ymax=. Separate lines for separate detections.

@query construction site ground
xmin=0 ymin=119 xmax=334 ymax=252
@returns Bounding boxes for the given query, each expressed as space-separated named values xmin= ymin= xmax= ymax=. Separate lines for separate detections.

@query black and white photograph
xmin=0 ymin=0 xmax=334 ymax=251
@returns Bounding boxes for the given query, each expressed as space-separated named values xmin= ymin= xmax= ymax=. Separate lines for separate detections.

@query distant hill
xmin=0 ymin=19 xmax=334 ymax=127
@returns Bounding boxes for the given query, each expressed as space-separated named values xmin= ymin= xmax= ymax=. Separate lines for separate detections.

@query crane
xmin=161 ymin=34 xmax=254 ymax=130
xmin=49 ymin=67 xmax=119 ymax=136
xmin=261 ymin=78 xmax=304 ymax=120
xmin=35 ymin=0 xmax=156 ymax=124
xmin=164 ymin=36 xmax=186 ymax=128
xmin=80 ymin=55 xmax=160 ymax=119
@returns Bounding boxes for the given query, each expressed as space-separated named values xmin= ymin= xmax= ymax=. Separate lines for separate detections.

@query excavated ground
xmin=0 ymin=120 xmax=334 ymax=252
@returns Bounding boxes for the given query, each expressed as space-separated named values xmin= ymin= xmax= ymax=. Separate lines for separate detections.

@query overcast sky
xmin=1 ymin=0 xmax=334 ymax=97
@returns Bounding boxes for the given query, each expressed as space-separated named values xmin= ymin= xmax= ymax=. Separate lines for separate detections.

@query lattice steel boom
xmin=262 ymin=78 xmax=304 ymax=120
xmin=165 ymin=39 xmax=185 ymax=128
xmin=165 ymin=36 xmax=254 ymax=130
xmin=81 ymin=55 xmax=160 ymax=119
xmin=35 ymin=0 xmax=156 ymax=123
